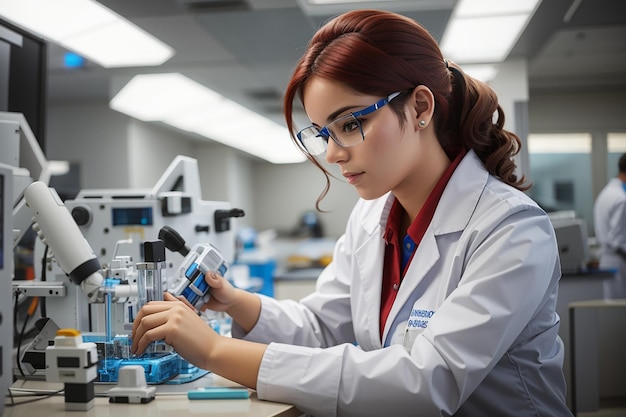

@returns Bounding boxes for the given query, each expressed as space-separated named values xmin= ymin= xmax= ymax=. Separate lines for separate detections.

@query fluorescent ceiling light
xmin=0 ymin=0 xmax=174 ymax=68
xmin=461 ymin=64 xmax=499 ymax=82
xmin=48 ymin=160 xmax=71 ymax=176
xmin=528 ymin=133 xmax=591 ymax=154
xmin=608 ymin=133 xmax=626 ymax=153
xmin=454 ymin=0 xmax=542 ymax=17
xmin=441 ymin=15 xmax=528 ymax=63
xmin=307 ymin=0 xmax=399 ymax=3
xmin=440 ymin=0 xmax=541 ymax=64
xmin=110 ymin=73 xmax=306 ymax=164
xmin=299 ymin=0 xmax=454 ymax=15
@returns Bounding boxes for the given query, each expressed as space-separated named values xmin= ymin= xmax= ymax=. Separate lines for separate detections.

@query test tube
xmin=135 ymin=240 xmax=167 ymax=357
xmin=136 ymin=240 xmax=167 ymax=311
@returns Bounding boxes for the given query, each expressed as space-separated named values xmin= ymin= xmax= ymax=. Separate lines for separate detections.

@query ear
xmin=408 ymin=85 xmax=435 ymax=131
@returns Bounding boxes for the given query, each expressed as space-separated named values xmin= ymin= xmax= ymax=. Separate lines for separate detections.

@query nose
xmin=325 ymin=137 xmax=349 ymax=165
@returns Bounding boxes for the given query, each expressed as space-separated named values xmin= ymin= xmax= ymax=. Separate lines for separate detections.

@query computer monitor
xmin=0 ymin=163 xmax=14 ymax=416
xmin=0 ymin=18 xmax=47 ymax=149
xmin=549 ymin=212 xmax=590 ymax=274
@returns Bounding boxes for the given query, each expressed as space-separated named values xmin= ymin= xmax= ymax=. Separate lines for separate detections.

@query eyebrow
xmin=326 ymin=104 xmax=365 ymax=123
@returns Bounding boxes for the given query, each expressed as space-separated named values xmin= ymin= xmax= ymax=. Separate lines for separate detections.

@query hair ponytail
xmin=444 ymin=63 xmax=530 ymax=190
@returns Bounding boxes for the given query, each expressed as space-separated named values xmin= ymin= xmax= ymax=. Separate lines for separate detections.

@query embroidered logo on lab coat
xmin=403 ymin=308 xmax=435 ymax=350
xmin=407 ymin=308 xmax=435 ymax=329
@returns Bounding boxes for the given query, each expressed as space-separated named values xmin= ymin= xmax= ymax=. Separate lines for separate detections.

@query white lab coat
xmin=234 ymin=150 xmax=571 ymax=417
xmin=593 ymin=177 xmax=626 ymax=298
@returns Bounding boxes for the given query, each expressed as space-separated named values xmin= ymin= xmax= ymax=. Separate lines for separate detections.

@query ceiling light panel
xmin=441 ymin=15 xmax=528 ymax=63
xmin=0 ymin=0 xmax=174 ymax=67
xmin=454 ymin=0 xmax=541 ymax=17
xmin=440 ymin=0 xmax=542 ymax=64
xmin=110 ymin=73 xmax=306 ymax=164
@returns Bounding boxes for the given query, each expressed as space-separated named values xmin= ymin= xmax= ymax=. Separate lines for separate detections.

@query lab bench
xmin=4 ymin=374 xmax=302 ymax=417
xmin=568 ymin=298 xmax=626 ymax=415
xmin=556 ymin=269 xmax=623 ymax=412
xmin=273 ymin=267 xmax=321 ymax=300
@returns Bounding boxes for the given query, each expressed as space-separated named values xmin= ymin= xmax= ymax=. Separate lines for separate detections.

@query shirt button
xmin=405 ymin=242 xmax=411 ymax=250
xmin=393 ymin=283 xmax=399 ymax=290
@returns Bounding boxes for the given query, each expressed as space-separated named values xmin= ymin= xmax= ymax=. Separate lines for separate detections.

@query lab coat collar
xmin=431 ymin=149 xmax=488 ymax=235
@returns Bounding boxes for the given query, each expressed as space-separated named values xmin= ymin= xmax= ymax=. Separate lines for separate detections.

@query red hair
xmin=284 ymin=9 xmax=528 ymax=207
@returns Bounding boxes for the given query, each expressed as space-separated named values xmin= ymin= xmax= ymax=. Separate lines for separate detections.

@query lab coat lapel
xmin=353 ymin=193 xmax=392 ymax=350
xmin=382 ymin=230 xmax=440 ymax=341
xmin=354 ymin=230 xmax=385 ymax=349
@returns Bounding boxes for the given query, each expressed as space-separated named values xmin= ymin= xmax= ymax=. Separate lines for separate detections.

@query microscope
xmin=22 ymin=181 xmax=232 ymax=386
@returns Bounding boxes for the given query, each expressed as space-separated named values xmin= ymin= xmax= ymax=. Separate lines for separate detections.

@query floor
xmin=577 ymin=398 xmax=626 ymax=417
xmin=578 ymin=407 xmax=626 ymax=417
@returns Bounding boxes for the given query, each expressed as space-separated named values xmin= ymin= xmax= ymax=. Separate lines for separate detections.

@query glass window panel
xmin=607 ymin=132 xmax=626 ymax=179
xmin=527 ymin=133 xmax=593 ymax=233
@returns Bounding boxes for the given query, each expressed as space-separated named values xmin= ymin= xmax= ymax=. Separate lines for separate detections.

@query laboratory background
xmin=1 ymin=0 xmax=626 ymax=416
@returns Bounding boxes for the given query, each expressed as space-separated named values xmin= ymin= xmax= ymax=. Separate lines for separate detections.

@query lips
xmin=343 ymin=171 xmax=363 ymax=184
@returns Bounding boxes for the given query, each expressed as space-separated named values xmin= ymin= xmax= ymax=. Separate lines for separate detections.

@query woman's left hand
xmin=131 ymin=292 xmax=218 ymax=370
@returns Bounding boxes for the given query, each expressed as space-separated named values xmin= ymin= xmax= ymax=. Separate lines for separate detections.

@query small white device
xmin=107 ymin=365 xmax=156 ymax=404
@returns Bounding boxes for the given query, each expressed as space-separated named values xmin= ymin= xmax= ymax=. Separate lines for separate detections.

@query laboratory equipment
xmin=549 ymin=211 xmax=590 ymax=273
xmin=0 ymin=111 xmax=50 ymax=247
xmin=57 ymin=156 xmax=240 ymax=332
xmin=0 ymin=163 xmax=14 ymax=417
xmin=1 ymin=112 xmax=50 ymax=407
xmin=3 ymin=112 xmax=244 ymax=389
xmin=63 ymin=155 xmax=240 ymax=280
xmin=25 ymin=181 xmax=106 ymax=302
xmin=169 ymin=242 xmax=228 ymax=311
xmin=107 ymin=365 xmax=156 ymax=404
xmin=26 ymin=155 xmax=243 ymax=333
xmin=22 ymin=182 xmax=227 ymax=385
xmin=45 ymin=328 xmax=98 ymax=411
xmin=136 ymin=240 xmax=166 ymax=311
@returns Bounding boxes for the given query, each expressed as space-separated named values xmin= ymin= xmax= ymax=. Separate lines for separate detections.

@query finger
xmin=164 ymin=292 xmax=182 ymax=302
xmin=131 ymin=309 xmax=172 ymax=355
xmin=131 ymin=302 xmax=179 ymax=349
xmin=168 ymin=292 xmax=197 ymax=311
xmin=205 ymin=271 xmax=223 ymax=287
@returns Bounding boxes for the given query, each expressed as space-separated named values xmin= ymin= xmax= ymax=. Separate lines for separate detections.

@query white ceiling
xmin=44 ymin=0 xmax=626 ymax=132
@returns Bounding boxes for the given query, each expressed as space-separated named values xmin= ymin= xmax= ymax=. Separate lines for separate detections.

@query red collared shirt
xmin=380 ymin=150 xmax=466 ymax=339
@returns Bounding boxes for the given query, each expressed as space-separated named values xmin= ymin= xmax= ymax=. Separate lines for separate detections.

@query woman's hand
xmin=201 ymin=271 xmax=262 ymax=334
xmin=131 ymin=292 xmax=218 ymax=370
xmin=131 ymin=292 xmax=267 ymax=390
xmin=201 ymin=271 xmax=239 ymax=312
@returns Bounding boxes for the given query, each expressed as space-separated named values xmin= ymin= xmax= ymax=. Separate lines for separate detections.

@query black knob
xmin=158 ymin=225 xmax=190 ymax=256
xmin=214 ymin=208 xmax=245 ymax=233
xmin=71 ymin=206 xmax=91 ymax=226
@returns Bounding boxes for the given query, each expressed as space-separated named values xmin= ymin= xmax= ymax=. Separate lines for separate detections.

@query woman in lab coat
xmin=132 ymin=9 xmax=573 ymax=417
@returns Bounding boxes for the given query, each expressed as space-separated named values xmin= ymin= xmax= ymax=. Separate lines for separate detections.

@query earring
xmin=418 ymin=120 xmax=426 ymax=128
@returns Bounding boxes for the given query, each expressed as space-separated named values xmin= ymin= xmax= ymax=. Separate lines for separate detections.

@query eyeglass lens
xmin=327 ymin=115 xmax=364 ymax=146
xmin=299 ymin=114 xmax=364 ymax=155
xmin=299 ymin=127 xmax=329 ymax=155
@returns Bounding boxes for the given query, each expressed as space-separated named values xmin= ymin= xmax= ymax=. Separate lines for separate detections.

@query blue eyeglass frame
xmin=297 ymin=91 xmax=402 ymax=149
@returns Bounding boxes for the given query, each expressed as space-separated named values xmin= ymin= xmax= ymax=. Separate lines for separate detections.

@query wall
xmin=127 ymin=121 xmax=195 ymax=189
xmin=44 ymin=102 xmax=358 ymax=239
xmin=46 ymin=102 xmax=130 ymax=189
xmin=527 ymin=89 xmax=626 ymax=235
xmin=490 ymin=59 xmax=530 ymax=176
xmin=529 ymin=90 xmax=626 ymax=133
xmin=251 ymin=160 xmax=358 ymax=239
xmin=528 ymin=89 xmax=626 ymax=200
